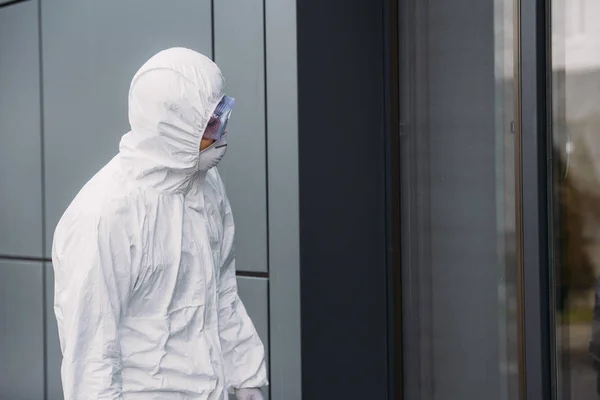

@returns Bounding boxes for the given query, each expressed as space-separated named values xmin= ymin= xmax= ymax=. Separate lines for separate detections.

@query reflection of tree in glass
xmin=556 ymin=113 xmax=600 ymax=394
xmin=556 ymin=128 xmax=597 ymax=314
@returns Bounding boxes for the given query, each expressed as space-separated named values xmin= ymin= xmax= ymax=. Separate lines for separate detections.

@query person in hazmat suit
xmin=51 ymin=47 xmax=268 ymax=400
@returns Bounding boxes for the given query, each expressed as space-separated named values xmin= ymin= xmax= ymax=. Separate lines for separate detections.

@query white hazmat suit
xmin=52 ymin=48 xmax=268 ymax=400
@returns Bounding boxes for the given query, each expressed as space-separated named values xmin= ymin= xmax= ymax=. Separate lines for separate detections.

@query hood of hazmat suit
xmin=51 ymin=47 xmax=268 ymax=400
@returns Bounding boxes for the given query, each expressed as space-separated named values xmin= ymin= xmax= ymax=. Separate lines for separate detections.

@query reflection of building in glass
xmin=554 ymin=0 xmax=600 ymax=73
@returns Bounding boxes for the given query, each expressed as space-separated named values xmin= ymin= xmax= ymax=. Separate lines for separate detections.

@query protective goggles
xmin=202 ymin=96 xmax=235 ymax=141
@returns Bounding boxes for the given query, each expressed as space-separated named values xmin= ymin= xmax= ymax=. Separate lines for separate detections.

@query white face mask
xmin=198 ymin=136 xmax=228 ymax=171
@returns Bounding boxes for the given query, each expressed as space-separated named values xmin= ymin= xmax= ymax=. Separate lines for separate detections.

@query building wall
xmin=0 ymin=1 xmax=300 ymax=399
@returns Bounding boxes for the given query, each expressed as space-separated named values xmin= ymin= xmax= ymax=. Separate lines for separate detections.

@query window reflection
xmin=399 ymin=0 xmax=519 ymax=398
xmin=552 ymin=0 xmax=600 ymax=397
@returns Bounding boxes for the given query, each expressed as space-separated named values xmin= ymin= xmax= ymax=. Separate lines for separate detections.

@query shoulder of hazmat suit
xmin=51 ymin=47 xmax=268 ymax=400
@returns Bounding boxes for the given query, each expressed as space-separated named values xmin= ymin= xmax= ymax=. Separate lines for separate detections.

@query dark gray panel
xmin=265 ymin=0 xmax=302 ymax=397
xmin=45 ymin=264 xmax=63 ymax=400
xmin=42 ymin=0 xmax=212 ymax=257
xmin=231 ymin=277 xmax=269 ymax=399
xmin=0 ymin=0 xmax=43 ymax=257
xmin=214 ymin=0 xmax=267 ymax=273
xmin=0 ymin=261 xmax=44 ymax=400
xmin=297 ymin=0 xmax=388 ymax=398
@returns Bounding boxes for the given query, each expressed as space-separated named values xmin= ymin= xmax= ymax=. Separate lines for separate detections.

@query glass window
xmin=398 ymin=0 xmax=519 ymax=398
xmin=551 ymin=0 xmax=600 ymax=397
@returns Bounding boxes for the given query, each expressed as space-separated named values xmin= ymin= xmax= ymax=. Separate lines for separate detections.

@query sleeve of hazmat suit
xmin=235 ymin=387 xmax=264 ymax=400
xmin=217 ymin=190 xmax=269 ymax=394
xmin=53 ymin=208 xmax=136 ymax=400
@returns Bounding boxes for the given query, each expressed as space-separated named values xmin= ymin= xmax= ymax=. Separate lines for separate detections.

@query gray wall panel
xmin=237 ymin=276 xmax=269 ymax=363
xmin=0 ymin=0 xmax=43 ymax=257
xmin=214 ymin=0 xmax=268 ymax=273
xmin=232 ymin=276 xmax=270 ymax=399
xmin=0 ymin=261 xmax=44 ymax=400
xmin=42 ymin=0 xmax=212 ymax=256
xmin=45 ymin=264 xmax=63 ymax=400
xmin=265 ymin=0 xmax=302 ymax=397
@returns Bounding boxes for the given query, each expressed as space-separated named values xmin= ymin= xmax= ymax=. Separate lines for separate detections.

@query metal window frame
xmin=395 ymin=0 xmax=434 ymax=397
xmin=384 ymin=0 xmax=402 ymax=398
xmin=515 ymin=0 xmax=554 ymax=398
